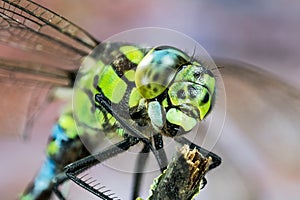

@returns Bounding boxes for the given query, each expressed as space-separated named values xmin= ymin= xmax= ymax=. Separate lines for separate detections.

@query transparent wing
xmin=0 ymin=58 xmax=76 ymax=137
xmin=0 ymin=0 xmax=100 ymax=136
xmin=0 ymin=58 xmax=74 ymax=86
xmin=204 ymin=59 xmax=300 ymax=200
xmin=218 ymin=59 xmax=300 ymax=170
xmin=0 ymin=0 xmax=99 ymax=66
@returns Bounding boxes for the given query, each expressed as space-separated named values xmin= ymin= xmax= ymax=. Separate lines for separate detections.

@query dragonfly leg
xmin=52 ymin=173 xmax=69 ymax=200
xmin=174 ymin=136 xmax=221 ymax=170
xmin=95 ymin=91 xmax=168 ymax=173
xmin=52 ymin=187 xmax=66 ymax=200
xmin=153 ymin=134 xmax=168 ymax=170
xmin=64 ymin=135 xmax=140 ymax=200
xmin=131 ymin=144 xmax=150 ymax=200
xmin=131 ymin=134 xmax=168 ymax=199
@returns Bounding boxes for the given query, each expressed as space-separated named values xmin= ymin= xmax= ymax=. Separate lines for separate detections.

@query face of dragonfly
xmin=1 ymin=0 xmax=300 ymax=200
xmin=133 ymin=46 xmax=216 ymax=134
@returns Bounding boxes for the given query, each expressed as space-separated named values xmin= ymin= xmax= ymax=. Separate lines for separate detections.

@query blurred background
xmin=0 ymin=0 xmax=300 ymax=199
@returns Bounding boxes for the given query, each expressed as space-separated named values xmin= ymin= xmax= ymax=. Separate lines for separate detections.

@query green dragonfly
xmin=1 ymin=0 xmax=300 ymax=200
xmin=1 ymin=0 xmax=222 ymax=199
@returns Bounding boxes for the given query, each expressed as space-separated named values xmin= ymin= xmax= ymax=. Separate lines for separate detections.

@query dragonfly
xmin=1 ymin=0 xmax=223 ymax=200
xmin=1 ymin=0 xmax=300 ymax=200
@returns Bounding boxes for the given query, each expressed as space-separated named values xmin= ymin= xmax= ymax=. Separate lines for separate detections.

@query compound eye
xmin=135 ymin=47 xmax=190 ymax=99
xmin=169 ymin=82 xmax=212 ymax=120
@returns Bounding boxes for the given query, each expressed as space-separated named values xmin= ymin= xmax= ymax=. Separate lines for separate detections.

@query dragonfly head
xmin=134 ymin=46 xmax=216 ymax=134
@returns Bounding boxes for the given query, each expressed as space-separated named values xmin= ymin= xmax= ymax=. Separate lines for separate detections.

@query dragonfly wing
xmin=209 ymin=59 xmax=300 ymax=199
xmin=0 ymin=0 xmax=101 ymax=137
xmin=0 ymin=80 xmax=49 ymax=137
xmin=218 ymin=59 xmax=300 ymax=169
xmin=0 ymin=58 xmax=75 ymax=137
xmin=0 ymin=58 xmax=74 ymax=86
xmin=0 ymin=0 xmax=99 ymax=66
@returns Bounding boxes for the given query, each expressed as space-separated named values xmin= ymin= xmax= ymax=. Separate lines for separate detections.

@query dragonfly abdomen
xmin=20 ymin=113 xmax=90 ymax=200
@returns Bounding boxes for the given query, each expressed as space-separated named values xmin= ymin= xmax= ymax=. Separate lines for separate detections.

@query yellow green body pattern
xmin=21 ymin=42 xmax=216 ymax=199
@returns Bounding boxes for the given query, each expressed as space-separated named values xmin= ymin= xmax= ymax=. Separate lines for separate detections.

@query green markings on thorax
xmin=98 ymin=65 xmax=127 ymax=103
xmin=74 ymin=58 xmax=107 ymax=130
xmin=98 ymin=45 xmax=145 ymax=104
xmin=119 ymin=45 xmax=144 ymax=65
xmin=74 ymin=44 xmax=147 ymax=137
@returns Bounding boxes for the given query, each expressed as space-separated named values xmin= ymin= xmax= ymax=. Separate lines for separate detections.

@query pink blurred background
xmin=1 ymin=0 xmax=300 ymax=199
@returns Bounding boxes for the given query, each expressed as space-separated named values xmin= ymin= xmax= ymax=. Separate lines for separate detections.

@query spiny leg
xmin=65 ymin=135 xmax=140 ymax=200
xmin=95 ymin=91 xmax=167 ymax=173
xmin=131 ymin=144 xmax=150 ymax=200
xmin=174 ymin=136 xmax=221 ymax=170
